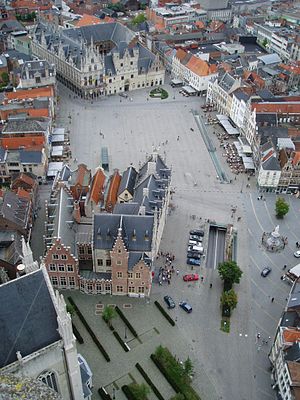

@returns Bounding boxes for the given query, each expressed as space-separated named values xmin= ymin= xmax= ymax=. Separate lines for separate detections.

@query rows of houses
xmin=43 ymin=152 xmax=171 ymax=297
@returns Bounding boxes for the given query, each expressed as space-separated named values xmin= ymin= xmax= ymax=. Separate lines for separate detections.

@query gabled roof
xmin=283 ymin=329 xmax=300 ymax=344
xmin=75 ymin=14 xmax=102 ymax=27
xmin=261 ymin=156 xmax=281 ymax=171
xmin=5 ymin=86 xmax=54 ymax=101
xmin=0 ymin=190 xmax=30 ymax=230
xmin=70 ymin=164 xmax=91 ymax=187
xmin=0 ymin=269 xmax=60 ymax=368
xmin=105 ymin=170 xmax=121 ymax=212
xmin=118 ymin=166 xmax=137 ymax=197
xmin=88 ymin=168 xmax=106 ymax=205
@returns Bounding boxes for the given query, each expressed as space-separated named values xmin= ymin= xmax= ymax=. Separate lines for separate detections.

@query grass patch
xmin=151 ymin=346 xmax=200 ymax=400
xmin=149 ymin=87 xmax=168 ymax=99
xmin=220 ymin=318 xmax=230 ymax=333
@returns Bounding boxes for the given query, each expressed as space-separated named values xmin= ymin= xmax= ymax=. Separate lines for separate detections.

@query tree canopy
xmin=275 ymin=197 xmax=289 ymax=218
xmin=218 ymin=261 xmax=243 ymax=286
xmin=220 ymin=289 xmax=238 ymax=310
xmin=129 ymin=383 xmax=150 ymax=399
xmin=132 ymin=13 xmax=147 ymax=25
xmin=102 ymin=305 xmax=117 ymax=326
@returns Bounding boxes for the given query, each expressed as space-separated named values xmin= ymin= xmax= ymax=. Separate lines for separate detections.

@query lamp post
xmin=112 ymin=387 xmax=115 ymax=399
xmin=124 ymin=326 xmax=127 ymax=340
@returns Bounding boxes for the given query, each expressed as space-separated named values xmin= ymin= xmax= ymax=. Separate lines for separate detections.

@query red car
xmin=183 ymin=274 xmax=199 ymax=282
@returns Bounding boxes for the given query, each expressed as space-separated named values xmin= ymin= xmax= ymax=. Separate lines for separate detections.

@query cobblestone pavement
xmin=57 ymin=83 xmax=296 ymax=400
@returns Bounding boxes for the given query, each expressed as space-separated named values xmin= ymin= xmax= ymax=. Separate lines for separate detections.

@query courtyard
xmin=56 ymin=82 xmax=298 ymax=400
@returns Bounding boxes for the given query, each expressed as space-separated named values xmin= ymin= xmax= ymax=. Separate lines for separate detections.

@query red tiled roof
xmin=252 ymin=102 xmax=300 ymax=114
xmin=16 ymin=187 xmax=31 ymax=200
xmin=75 ymin=14 xmax=102 ymax=27
xmin=89 ymin=168 xmax=105 ymax=204
xmin=292 ymin=152 xmax=300 ymax=166
xmin=5 ymin=86 xmax=54 ymax=101
xmin=105 ymin=170 xmax=121 ymax=212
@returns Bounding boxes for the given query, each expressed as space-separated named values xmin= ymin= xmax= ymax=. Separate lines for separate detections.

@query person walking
xmin=209 ymin=283 xmax=212 ymax=288
xmin=283 ymin=265 xmax=287 ymax=270
xmin=176 ymin=270 xmax=179 ymax=276
xmin=271 ymin=297 xmax=274 ymax=303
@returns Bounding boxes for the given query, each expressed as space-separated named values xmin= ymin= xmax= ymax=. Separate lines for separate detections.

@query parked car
xmin=190 ymin=229 xmax=204 ymax=237
xmin=190 ymin=234 xmax=203 ymax=241
xmin=187 ymin=251 xmax=201 ymax=259
xmin=187 ymin=258 xmax=201 ymax=266
xmin=294 ymin=251 xmax=300 ymax=258
xmin=179 ymin=301 xmax=192 ymax=313
xmin=183 ymin=274 xmax=199 ymax=282
xmin=164 ymin=295 xmax=175 ymax=309
xmin=261 ymin=267 xmax=272 ymax=277
xmin=188 ymin=245 xmax=204 ymax=254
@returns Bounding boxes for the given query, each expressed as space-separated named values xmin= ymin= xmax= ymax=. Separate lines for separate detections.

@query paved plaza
xmin=56 ymin=83 xmax=300 ymax=400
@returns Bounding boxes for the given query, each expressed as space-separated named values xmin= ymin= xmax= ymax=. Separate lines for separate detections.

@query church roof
xmin=0 ymin=269 xmax=60 ymax=368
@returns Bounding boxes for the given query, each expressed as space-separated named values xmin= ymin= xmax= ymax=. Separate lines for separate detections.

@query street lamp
xmin=124 ymin=326 xmax=127 ymax=340
xmin=112 ymin=387 xmax=115 ymax=399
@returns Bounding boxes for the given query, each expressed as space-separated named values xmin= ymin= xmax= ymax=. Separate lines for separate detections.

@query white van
xmin=188 ymin=245 xmax=204 ymax=254
xmin=189 ymin=240 xmax=200 ymax=246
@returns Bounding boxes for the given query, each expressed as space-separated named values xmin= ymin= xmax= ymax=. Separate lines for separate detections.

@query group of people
xmin=157 ymin=252 xmax=177 ymax=286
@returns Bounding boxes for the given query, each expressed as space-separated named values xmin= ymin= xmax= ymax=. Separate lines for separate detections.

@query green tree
xmin=275 ymin=197 xmax=289 ymax=218
xmin=220 ymin=289 xmax=238 ymax=310
xmin=132 ymin=13 xmax=147 ymax=25
xmin=102 ymin=305 xmax=117 ymax=327
xmin=1 ymin=72 xmax=9 ymax=85
xmin=129 ymin=383 xmax=150 ymax=399
xmin=262 ymin=38 xmax=268 ymax=48
xmin=66 ymin=303 xmax=75 ymax=316
xmin=170 ymin=395 xmax=185 ymax=400
xmin=218 ymin=261 xmax=243 ymax=287
xmin=184 ymin=357 xmax=194 ymax=378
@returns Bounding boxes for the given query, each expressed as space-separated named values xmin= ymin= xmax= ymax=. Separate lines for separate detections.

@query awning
xmin=53 ymin=127 xmax=65 ymax=135
xmin=51 ymin=146 xmax=64 ymax=157
xmin=242 ymin=156 xmax=255 ymax=170
xmin=171 ymin=78 xmax=183 ymax=85
xmin=216 ymin=114 xmax=239 ymax=135
xmin=51 ymin=134 xmax=65 ymax=143
xmin=47 ymin=161 xmax=63 ymax=177
xmin=182 ymin=85 xmax=197 ymax=94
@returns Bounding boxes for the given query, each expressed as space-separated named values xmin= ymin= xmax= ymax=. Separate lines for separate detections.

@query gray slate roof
xmin=219 ymin=72 xmax=236 ymax=91
xmin=261 ymin=156 xmax=280 ymax=171
xmin=0 ymin=190 xmax=30 ymax=230
xmin=21 ymin=60 xmax=55 ymax=80
xmin=93 ymin=214 xmax=153 ymax=252
xmin=118 ymin=166 xmax=137 ymax=197
xmin=19 ymin=150 xmax=42 ymax=164
xmin=113 ymin=202 xmax=140 ymax=215
xmin=0 ymin=269 xmax=60 ymax=368
xmin=2 ymin=119 xmax=47 ymax=134
xmin=285 ymin=342 xmax=300 ymax=362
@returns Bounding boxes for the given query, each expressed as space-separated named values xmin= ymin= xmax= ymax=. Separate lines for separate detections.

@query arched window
xmin=38 ymin=371 xmax=59 ymax=393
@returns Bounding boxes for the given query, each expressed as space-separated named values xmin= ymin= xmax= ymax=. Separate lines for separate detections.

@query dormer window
xmin=132 ymin=229 xmax=136 ymax=241
xmin=145 ymin=230 xmax=149 ymax=241
xmin=106 ymin=228 xmax=111 ymax=239
xmin=97 ymin=228 xmax=101 ymax=238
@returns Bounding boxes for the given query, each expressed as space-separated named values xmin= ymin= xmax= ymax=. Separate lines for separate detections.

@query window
xmin=97 ymin=259 xmax=103 ymax=266
xmin=61 ymin=254 xmax=67 ymax=260
xmin=128 ymin=272 xmax=133 ymax=278
xmin=96 ymin=283 xmax=102 ymax=293
xmin=109 ymin=78 xmax=112 ymax=83
xmin=87 ymin=247 xmax=92 ymax=255
xmin=130 ymin=61 xmax=133 ymax=65
xmin=49 ymin=264 xmax=56 ymax=272
xmin=79 ymin=247 xmax=84 ymax=255
xmin=131 ymin=74 xmax=134 ymax=78
xmin=67 ymin=265 xmax=74 ymax=272
xmin=118 ymin=249 xmax=121 ymax=253
xmin=52 ymin=254 xmax=59 ymax=260
xmin=58 ymin=265 xmax=65 ymax=272
xmin=105 ymin=283 xmax=111 ymax=291
xmin=138 ymin=286 xmax=145 ymax=293
xmin=135 ymin=272 xmax=141 ymax=279
xmin=106 ymin=259 xmax=111 ymax=267
xmin=117 ymin=260 xmax=122 ymax=265
xmin=60 ymin=277 xmax=67 ymax=287
xmin=87 ymin=283 xmax=93 ymax=292
xmin=121 ymin=76 xmax=124 ymax=80
xmin=35 ymin=76 xmax=41 ymax=84
xmin=128 ymin=286 xmax=135 ymax=293
xmin=69 ymin=277 xmax=75 ymax=287
xmin=38 ymin=371 xmax=58 ymax=393
xmin=116 ymin=285 xmax=123 ymax=293
xmin=117 ymin=271 xmax=123 ymax=278
xmin=51 ymin=276 xmax=58 ymax=286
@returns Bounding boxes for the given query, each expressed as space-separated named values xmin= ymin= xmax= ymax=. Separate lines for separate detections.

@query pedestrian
xmin=257 ymin=333 xmax=261 ymax=339
xmin=296 ymin=241 xmax=299 ymax=248
xmin=283 ymin=265 xmax=287 ymax=270
xmin=209 ymin=283 xmax=212 ymax=288
xmin=177 ymin=135 xmax=180 ymax=141
xmin=271 ymin=297 xmax=274 ymax=303
xmin=176 ymin=270 xmax=179 ymax=275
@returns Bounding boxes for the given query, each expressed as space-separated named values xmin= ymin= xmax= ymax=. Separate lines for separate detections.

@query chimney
xmin=147 ymin=161 xmax=156 ymax=176
xmin=73 ymin=200 xmax=81 ymax=223
xmin=143 ymin=187 xmax=149 ymax=197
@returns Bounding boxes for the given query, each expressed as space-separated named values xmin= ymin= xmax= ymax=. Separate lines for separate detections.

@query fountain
xmin=262 ymin=225 xmax=286 ymax=252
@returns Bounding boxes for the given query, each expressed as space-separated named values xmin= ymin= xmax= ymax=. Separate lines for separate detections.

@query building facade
xmin=31 ymin=20 xmax=165 ymax=98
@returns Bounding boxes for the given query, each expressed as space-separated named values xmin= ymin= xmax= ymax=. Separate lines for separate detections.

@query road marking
xmin=263 ymin=201 xmax=275 ymax=228
xmin=250 ymin=256 xmax=288 ymax=296
xmin=249 ymin=193 xmax=265 ymax=232
xmin=250 ymin=280 xmax=284 ymax=318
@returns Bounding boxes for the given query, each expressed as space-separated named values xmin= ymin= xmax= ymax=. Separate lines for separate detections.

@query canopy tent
xmin=242 ymin=156 xmax=255 ymax=170
xmin=171 ymin=78 xmax=184 ymax=85
xmin=51 ymin=146 xmax=64 ymax=157
xmin=216 ymin=115 xmax=239 ymax=135
xmin=51 ymin=134 xmax=65 ymax=143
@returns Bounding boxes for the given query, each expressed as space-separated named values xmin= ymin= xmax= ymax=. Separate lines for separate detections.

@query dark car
xmin=261 ymin=267 xmax=272 ymax=277
xmin=179 ymin=301 xmax=192 ymax=313
xmin=187 ymin=258 xmax=201 ymax=266
xmin=187 ymin=252 xmax=201 ymax=259
xmin=164 ymin=295 xmax=175 ymax=309
xmin=190 ymin=229 xmax=204 ymax=237
xmin=190 ymin=235 xmax=203 ymax=242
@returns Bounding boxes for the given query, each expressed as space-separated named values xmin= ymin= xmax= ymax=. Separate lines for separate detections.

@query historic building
xmin=0 ymin=238 xmax=92 ymax=400
xmin=43 ymin=152 xmax=171 ymax=297
xmin=31 ymin=20 xmax=165 ymax=98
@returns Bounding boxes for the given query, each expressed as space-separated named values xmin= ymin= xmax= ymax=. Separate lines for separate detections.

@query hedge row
xmin=72 ymin=322 xmax=84 ymax=344
xmin=122 ymin=385 xmax=149 ymax=400
xmin=135 ymin=363 xmax=165 ymax=400
xmin=115 ymin=306 xmax=138 ymax=337
xmin=98 ymin=387 xmax=112 ymax=400
xmin=113 ymin=331 xmax=129 ymax=352
xmin=154 ymin=301 xmax=175 ymax=326
xmin=68 ymin=297 xmax=110 ymax=362
xmin=151 ymin=351 xmax=200 ymax=400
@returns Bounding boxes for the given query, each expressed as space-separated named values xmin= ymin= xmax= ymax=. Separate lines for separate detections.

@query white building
xmin=0 ymin=238 xmax=92 ymax=399
xmin=31 ymin=20 xmax=165 ymax=98
xmin=257 ymin=143 xmax=281 ymax=190
xmin=172 ymin=48 xmax=218 ymax=92
xmin=19 ymin=60 xmax=56 ymax=89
